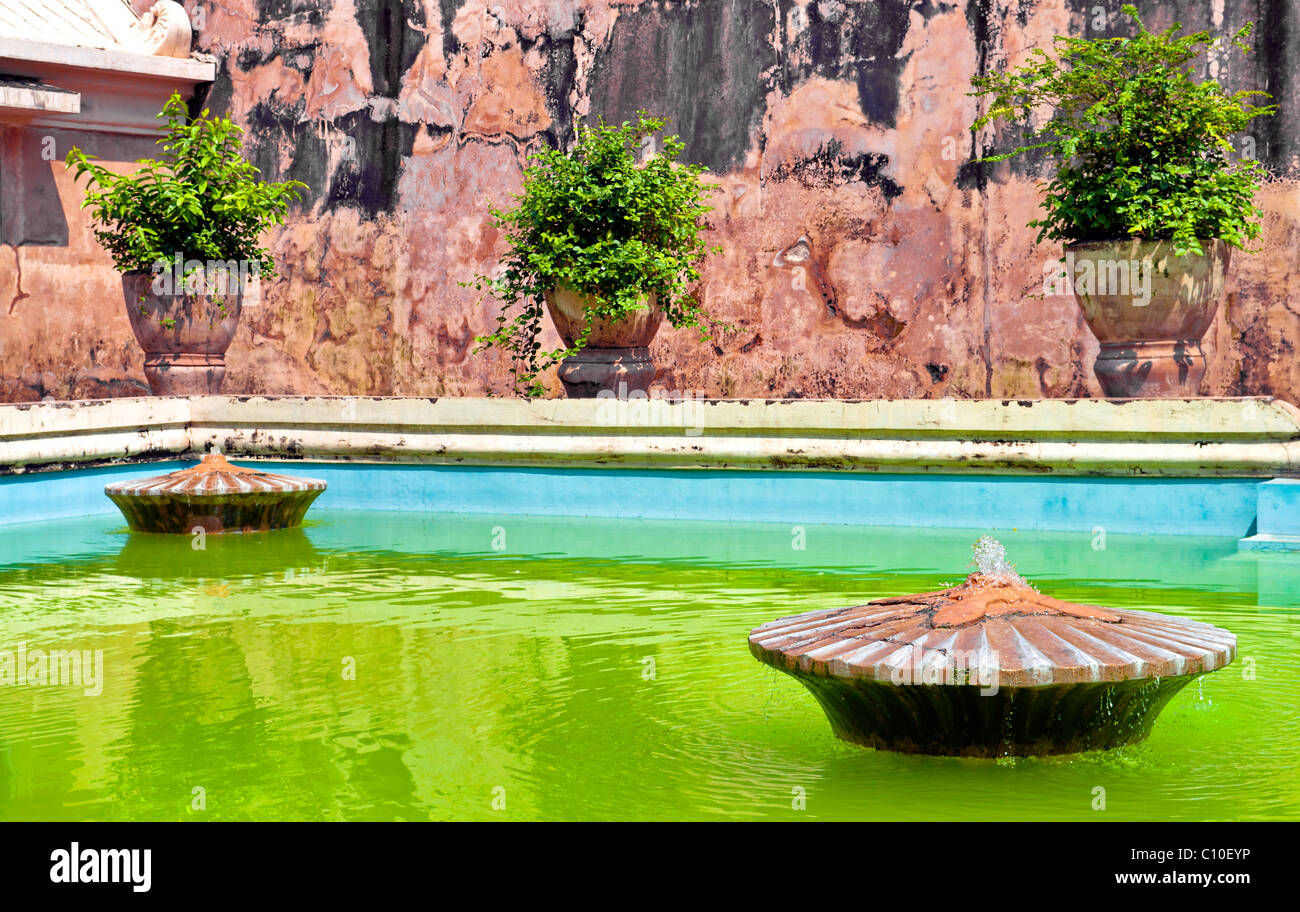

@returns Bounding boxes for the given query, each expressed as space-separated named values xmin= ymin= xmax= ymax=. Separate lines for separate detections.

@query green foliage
xmin=468 ymin=113 xmax=721 ymax=396
xmin=66 ymin=92 xmax=306 ymax=278
xmin=970 ymin=5 xmax=1275 ymax=255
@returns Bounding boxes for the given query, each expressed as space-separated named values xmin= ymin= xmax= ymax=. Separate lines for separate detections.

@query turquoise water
xmin=0 ymin=511 xmax=1296 ymax=821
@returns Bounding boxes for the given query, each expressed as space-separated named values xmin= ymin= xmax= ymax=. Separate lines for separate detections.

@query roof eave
xmin=0 ymin=36 xmax=214 ymax=81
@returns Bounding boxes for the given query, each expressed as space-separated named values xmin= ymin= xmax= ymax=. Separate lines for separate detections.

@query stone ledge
xmin=1238 ymin=534 xmax=1300 ymax=552
xmin=0 ymin=37 xmax=215 ymax=81
xmin=0 ymin=77 xmax=79 ymax=117
xmin=2 ymin=395 xmax=1299 ymax=478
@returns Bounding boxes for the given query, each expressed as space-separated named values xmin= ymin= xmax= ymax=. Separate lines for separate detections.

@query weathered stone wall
xmin=2 ymin=0 xmax=1297 ymax=401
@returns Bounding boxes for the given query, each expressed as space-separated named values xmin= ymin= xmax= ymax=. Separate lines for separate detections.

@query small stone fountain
xmin=105 ymin=451 xmax=325 ymax=534
xmin=750 ymin=537 xmax=1236 ymax=757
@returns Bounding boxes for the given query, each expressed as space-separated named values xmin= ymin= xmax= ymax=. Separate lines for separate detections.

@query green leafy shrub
xmin=970 ymin=5 xmax=1275 ymax=255
xmin=66 ymin=92 xmax=305 ymax=279
xmin=469 ymin=113 xmax=721 ymax=396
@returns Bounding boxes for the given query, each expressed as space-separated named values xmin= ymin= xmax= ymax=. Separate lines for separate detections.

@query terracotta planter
xmin=544 ymin=286 xmax=662 ymax=397
xmin=1066 ymin=239 xmax=1230 ymax=397
xmin=122 ymin=270 xmax=244 ymax=395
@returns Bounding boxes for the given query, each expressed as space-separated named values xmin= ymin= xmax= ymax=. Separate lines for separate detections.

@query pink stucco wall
xmin=2 ymin=0 xmax=1297 ymax=402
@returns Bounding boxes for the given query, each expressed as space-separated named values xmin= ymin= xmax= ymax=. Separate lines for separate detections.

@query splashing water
xmin=969 ymin=536 xmax=1028 ymax=586
xmin=1192 ymin=677 xmax=1215 ymax=710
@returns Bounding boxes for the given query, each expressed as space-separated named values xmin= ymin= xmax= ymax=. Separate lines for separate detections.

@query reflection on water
xmin=0 ymin=511 xmax=1297 ymax=821
xmin=112 ymin=526 xmax=324 ymax=581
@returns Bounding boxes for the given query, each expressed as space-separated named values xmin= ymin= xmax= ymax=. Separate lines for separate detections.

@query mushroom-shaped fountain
xmin=106 ymin=451 xmax=325 ymax=534
xmin=750 ymin=538 xmax=1236 ymax=757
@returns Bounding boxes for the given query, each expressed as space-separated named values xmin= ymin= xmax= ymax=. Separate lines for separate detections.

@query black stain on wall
xmin=224 ymin=0 xmax=1295 ymax=222
xmin=354 ymin=0 xmax=427 ymax=98
xmin=587 ymin=0 xmax=776 ymax=173
xmin=767 ymin=140 xmax=903 ymax=199
xmin=202 ymin=54 xmax=233 ymax=117
xmin=221 ymin=2 xmax=428 ymax=216
xmin=538 ymin=32 xmax=581 ymax=150
xmin=255 ymin=0 xmax=326 ymax=27
xmin=958 ymin=0 xmax=996 ymax=190
xmin=244 ymin=102 xmax=328 ymax=211
xmin=326 ymin=112 xmax=420 ymax=215
xmin=438 ymin=0 xmax=463 ymax=60
xmin=587 ymin=0 xmax=933 ymax=189
xmin=776 ymin=0 xmax=949 ymax=129
xmin=513 ymin=16 xmax=582 ymax=151
xmin=241 ymin=101 xmax=417 ymax=218
xmin=1255 ymin=0 xmax=1298 ymax=175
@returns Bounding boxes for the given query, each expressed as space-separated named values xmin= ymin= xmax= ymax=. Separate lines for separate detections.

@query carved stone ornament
xmin=126 ymin=1 xmax=192 ymax=58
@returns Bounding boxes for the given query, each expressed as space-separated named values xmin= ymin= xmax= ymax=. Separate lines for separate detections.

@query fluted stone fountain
xmin=106 ymin=451 xmax=325 ymax=534
xmin=750 ymin=538 xmax=1237 ymax=757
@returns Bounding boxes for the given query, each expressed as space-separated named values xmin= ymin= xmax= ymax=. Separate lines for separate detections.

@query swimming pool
xmin=0 ymin=509 xmax=1294 ymax=821
xmin=2 ymin=396 xmax=1298 ymax=821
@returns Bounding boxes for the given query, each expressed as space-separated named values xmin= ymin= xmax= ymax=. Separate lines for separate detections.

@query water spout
xmin=969 ymin=535 xmax=1027 ymax=586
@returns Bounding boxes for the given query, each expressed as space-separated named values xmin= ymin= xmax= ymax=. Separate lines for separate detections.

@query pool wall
xmin=2 ymin=396 xmax=1299 ymax=547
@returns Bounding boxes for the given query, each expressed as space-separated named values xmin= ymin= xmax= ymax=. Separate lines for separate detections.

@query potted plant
xmin=470 ymin=113 xmax=721 ymax=397
xmin=970 ymin=6 xmax=1274 ymax=397
xmin=66 ymin=93 xmax=305 ymax=395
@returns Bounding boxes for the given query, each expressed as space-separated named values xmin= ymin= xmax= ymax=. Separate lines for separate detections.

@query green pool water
xmin=0 ymin=510 xmax=1296 ymax=821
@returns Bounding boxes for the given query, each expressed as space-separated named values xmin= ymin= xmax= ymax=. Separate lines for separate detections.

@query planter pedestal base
xmin=1094 ymin=340 xmax=1205 ymax=398
xmin=144 ymin=352 xmax=227 ymax=395
xmin=558 ymin=346 xmax=654 ymax=398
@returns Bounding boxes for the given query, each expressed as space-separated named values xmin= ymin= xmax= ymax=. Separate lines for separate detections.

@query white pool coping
xmin=1 ymin=395 xmax=1298 ymax=477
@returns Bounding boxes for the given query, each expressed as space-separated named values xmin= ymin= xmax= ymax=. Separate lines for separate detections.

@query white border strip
xmin=2 ymin=396 xmax=1299 ymax=477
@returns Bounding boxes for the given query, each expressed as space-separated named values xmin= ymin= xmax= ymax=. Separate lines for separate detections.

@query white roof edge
xmin=0 ymin=79 xmax=81 ymax=114
xmin=0 ymin=36 xmax=213 ymax=81
xmin=89 ymin=0 xmax=144 ymax=46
